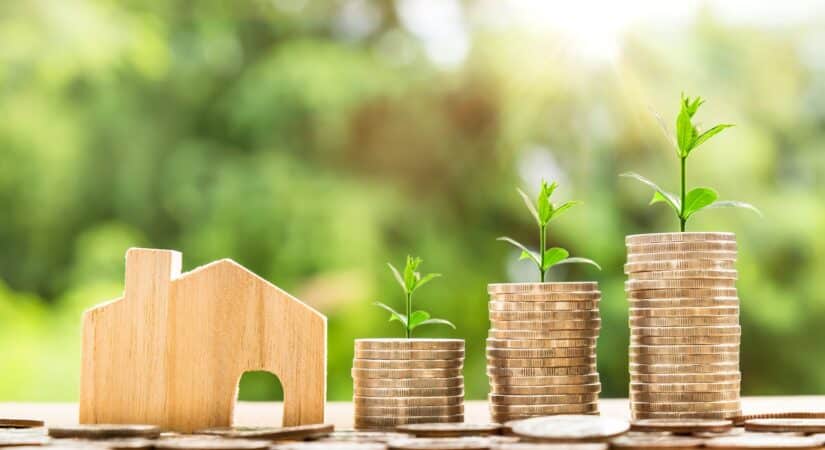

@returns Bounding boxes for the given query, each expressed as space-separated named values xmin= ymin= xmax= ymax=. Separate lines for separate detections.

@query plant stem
xmin=405 ymin=292 xmax=412 ymax=338
xmin=539 ymin=223 xmax=547 ymax=282
xmin=680 ymin=156 xmax=687 ymax=232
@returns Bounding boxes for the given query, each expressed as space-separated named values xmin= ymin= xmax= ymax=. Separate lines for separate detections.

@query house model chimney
xmin=124 ymin=248 xmax=182 ymax=305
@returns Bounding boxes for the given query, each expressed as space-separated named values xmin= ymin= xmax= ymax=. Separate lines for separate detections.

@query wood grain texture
xmin=79 ymin=248 xmax=327 ymax=432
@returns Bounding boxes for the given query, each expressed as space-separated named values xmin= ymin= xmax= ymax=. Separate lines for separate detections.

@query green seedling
xmin=622 ymin=93 xmax=760 ymax=231
xmin=374 ymin=255 xmax=456 ymax=338
xmin=498 ymin=180 xmax=601 ymax=282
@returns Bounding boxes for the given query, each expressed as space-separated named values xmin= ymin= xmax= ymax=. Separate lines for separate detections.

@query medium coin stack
xmin=486 ymin=282 xmax=602 ymax=423
xmin=625 ymin=232 xmax=742 ymax=420
xmin=352 ymin=338 xmax=465 ymax=429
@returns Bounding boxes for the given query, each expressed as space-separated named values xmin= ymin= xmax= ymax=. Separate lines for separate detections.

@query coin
xmin=489 ymin=301 xmax=599 ymax=311
xmin=627 ymin=251 xmax=737 ymax=263
xmin=703 ymin=434 xmax=823 ymax=449
xmin=48 ymin=425 xmax=161 ymax=439
xmin=198 ymin=424 xmax=334 ymax=440
xmin=489 ymin=374 xmax=600 ymax=386
xmin=628 ymin=269 xmax=738 ymax=280
xmin=630 ymin=418 xmax=733 ymax=434
xmin=486 ymin=338 xmax=597 ymax=349
xmin=487 ymin=347 xmax=594 ymax=359
xmin=632 ymin=411 xmax=741 ymax=420
xmin=487 ymin=366 xmax=595 ymax=377
xmin=0 ymin=419 xmax=44 ymax=429
xmin=488 ymin=282 xmax=598 ymax=294
xmin=353 ymin=359 xmax=464 ymax=369
xmin=630 ymin=335 xmax=741 ymax=345
xmin=729 ymin=413 xmax=825 ymax=426
xmin=630 ymin=353 xmax=738 ymax=364
xmin=509 ymin=415 xmax=629 ymax=441
xmin=0 ymin=433 xmax=48 ymax=447
xmin=630 ymin=382 xmax=740 ymax=393
xmin=490 ymin=383 xmax=602 ymax=395
xmin=354 ymin=415 xmax=464 ymax=428
xmin=489 ymin=310 xmax=599 ymax=321
xmin=627 ymin=241 xmax=738 ymax=253
xmin=353 ymin=396 xmax=464 ymax=407
xmin=629 ymin=363 xmax=740 ymax=374
xmin=489 ymin=319 xmax=601 ymax=330
xmin=630 ymin=372 xmax=740 ymax=383
xmin=610 ymin=434 xmax=705 ymax=449
xmin=490 ymin=403 xmax=599 ymax=415
xmin=744 ymin=419 xmax=825 ymax=433
xmin=487 ymin=357 xmax=596 ymax=368
xmin=629 ymin=316 xmax=739 ymax=327
xmin=488 ymin=329 xmax=599 ymax=339
xmin=630 ymin=326 xmax=740 ymax=337
xmin=155 ymin=438 xmax=271 ymax=450
xmin=100 ymin=438 xmax=159 ymax=449
xmin=489 ymin=294 xmax=602 ymax=303
xmin=625 ymin=260 xmax=736 ymax=273
xmin=627 ymin=288 xmax=737 ymax=299
xmin=629 ymin=344 xmax=740 ymax=355
xmin=630 ymin=391 xmax=740 ymax=402
xmin=489 ymin=393 xmax=598 ymax=405
xmin=355 ymin=339 xmax=465 ymax=351
xmin=355 ymin=349 xmax=465 ymax=360
xmin=318 ymin=430 xmax=413 ymax=443
xmin=354 ymin=405 xmax=464 ymax=417
xmin=626 ymin=232 xmax=735 ymax=245
xmin=386 ymin=437 xmax=493 ymax=450
xmin=395 ymin=423 xmax=502 ymax=438
xmin=354 ymin=387 xmax=465 ymax=397
xmin=353 ymin=377 xmax=464 ymax=389
xmin=626 ymin=279 xmax=737 ymax=290
xmin=489 ymin=444 xmax=607 ymax=450
xmin=352 ymin=368 xmax=463 ymax=379
xmin=632 ymin=401 xmax=741 ymax=413
xmin=629 ymin=298 xmax=739 ymax=308
xmin=276 ymin=442 xmax=386 ymax=450
xmin=629 ymin=307 xmax=739 ymax=317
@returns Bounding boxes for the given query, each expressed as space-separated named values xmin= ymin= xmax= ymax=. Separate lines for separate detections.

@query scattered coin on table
xmin=510 ymin=415 xmax=630 ymax=442
xmin=154 ymin=437 xmax=272 ymax=450
xmin=703 ymin=434 xmax=825 ymax=449
xmin=48 ymin=425 xmax=161 ymax=439
xmin=730 ymin=414 xmax=825 ymax=426
xmin=395 ymin=423 xmax=502 ymax=438
xmin=0 ymin=419 xmax=45 ymax=429
xmin=317 ymin=430 xmax=412 ymax=442
xmin=274 ymin=443 xmax=387 ymax=450
xmin=630 ymin=418 xmax=733 ymax=434
xmin=387 ymin=437 xmax=494 ymax=450
xmin=744 ymin=419 xmax=825 ymax=434
xmin=609 ymin=434 xmax=705 ymax=449
xmin=197 ymin=424 xmax=334 ymax=441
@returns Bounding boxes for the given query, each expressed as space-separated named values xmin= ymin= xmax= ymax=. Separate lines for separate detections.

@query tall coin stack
xmin=625 ymin=232 xmax=742 ymax=420
xmin=352 ymin=338 xmax=465 ymax=429
xmin=486 ymin=282 xmax=602 ymax=424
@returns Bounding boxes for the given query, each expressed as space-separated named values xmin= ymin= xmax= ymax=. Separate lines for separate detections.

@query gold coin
xmin=153 ymin=437 xmax=272 ymax=450
xmin=629 ymin=418 xmax=734 ymax=434
xmin=386 ymin=437 xmax=502 ymax=450
xmin=489 ymin=329 xmax=599 ymax=339
xmin=743 ymin=418 xmax=825 ymax=433
xmin=630 ymin=307 xmax=739 ymax=317
xmin=629 ymin=344 xmax=740 ymax=355
xmin=489 ymin=319 xmax=601 ymax=330
xmin=627 ymin=288 xmax=737 ymax=299
xmin=627 ymin=251 xmax=737 ymax=263
xmin=630 ymin=353 xmax=739 ymax=364
xmin=489 ymin=310 xmax=599 ymax=321
xmin=628 ymin=269 xmax=738 ymax=280
xmin=490 ymin=403 xmax=599 ymax=414
xmin=630 ymin=382 xmax=740 ymax=393
xmin=354 ymin=415 xmax=463 ymax=428
xmin=629 ymin=298 xmax=739 ymax=308
xmin=486 ymin=347 xmax=595 ymax=359
xmin=491 ymin=412 xmax=601 ymax=424
xmin=627 ymin=241 xmax=738 ymax=254
xmin=730 ymin=412 xmax=825 ymax=427
xmin=354 ymin=386 xmax=464 ymax=397
xmin=354 ymin=349 xmax=465 ymax=360
xmin=353 ymin=359 xmax=463 ymax=370
xmin=487 ymin=366 xmax=595 ymax=377
xmin=486 ymin=338 xmax=597 ymax=349
xmin=489 ymin=292 xmax=602 ymax=302
xmin=0 ymin=419 xmax=44 ymax=428
xmin=625 ymin=260 xmax=736 ymax=273
xmin=489 ymin=301 xmax=599 ymax=311
xmin=632 ymin=411 xmax=740 ymax=420
xmin=630 ymin=316 xmax=739 ymax=327
xmin=353 ymin=377 xmax=464 ymax=389
xmin=703 ymin=434 xmax=823 ymax=450
xmin=48 ymin=425 xmax=162 ymax=439
xmin=486 ymin=356 xmax=596 ymax=368
xmin=197 ymin=424 xmax=334 ymax=441
xmin=630 ymin=391 xmax=740 ymax=402
xmin=489 ymin=393 xmax=599 ymax=405
xmin=630 ymin=326 xmax=741 ymax=337
xmin=488 ymin=282 xmax=598 ymax=294
xmin=353 ymin=395 xmax=463 ymax=407
xmin=490 ymin=383 xmax=602 ymax=395
xmin=626 ymin=279 xmax=737 ymax=290
xmin=630 ymin=372 xmax=741 ymax=383
xmin=394 ymin=423 xmax=503 ymax=438
xmin=632 ymin=401 xmax=741 ymax=413
xmin=631 ymin=335 xmax=741 ymax=345
xmin=630 ymin=362 xmax=739 ymax=374
xmin=489 ymin=373 xmax=600 ymax=386
xmin=354 ymin=404 xmax=464 ymax=417
xmin=609 ymin=434 xmax=705 ymax=449
xmin=626 ymin=232 xmax=736 ymax=245
xmin=355 ymin=339 xmax=464 ymax=351
xmin=351 ymin=368 xmax=462 ymax=379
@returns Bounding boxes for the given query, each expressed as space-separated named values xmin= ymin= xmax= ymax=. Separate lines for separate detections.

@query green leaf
xmin=386 ymin=263 xmax=407 ymax=294
xmin=412 ymin=272 xmax=441 ymax=294
xmin=373 ymin=302 xmax=407 ymax=327
xmin=537 ymin=180 xmax=557 ymax=224
xmin=548 ymin=201 xmax=580 ymax=223
xmin=408 ymin=310 xmax=430 ymax=330
xmin=706 ymin=200 xmax=763 ymax=217
xmin=415 ymin=318 xmax=457 ymax=330
xmin=556 ymin=257 xmax=602 ymax=271
xmin=403 ymin=255 xmax=421 ymax=292
xmin=497 ymin=237 xmax=540 ymax=268
xmin=542 ymin=247 xmax=570 ymax=271
xmin=690 ymin=124 xmax=734 ymax=153
xmin=683 ymin=187 xmax=719 ymax=219
xmin=676 ymin=101 xmax=697 ymax=156
xmin=620 ymin=172 xmax=681 ymax=213
xmin=517 ymin=188 xmax=540 ymax=225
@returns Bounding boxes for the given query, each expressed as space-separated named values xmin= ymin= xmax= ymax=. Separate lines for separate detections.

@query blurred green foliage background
xmin=1 ymin=0 xmax=824 ymax=403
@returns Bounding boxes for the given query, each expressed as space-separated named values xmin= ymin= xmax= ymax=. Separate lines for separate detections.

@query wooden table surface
xmin=2 ymin=397 xmax=824 ymax=428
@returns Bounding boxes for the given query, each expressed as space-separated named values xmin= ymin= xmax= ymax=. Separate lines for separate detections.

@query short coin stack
xmin=486 ymin=282 xmax=602 ymax=423
xmin=625 ymin=232 xmax=742 ymax=420
xmin=352 ymin=338 xmax=465 ymax=429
